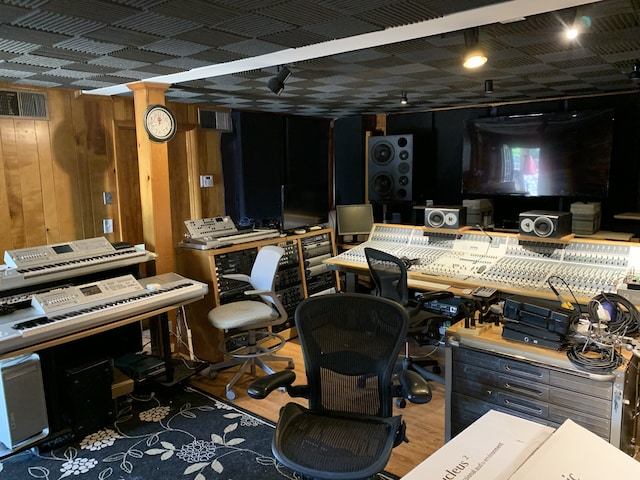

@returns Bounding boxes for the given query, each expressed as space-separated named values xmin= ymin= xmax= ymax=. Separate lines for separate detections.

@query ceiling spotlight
xmin=630 ymin=60 xmax=640 ymax=84
xmin=484 ymin=79 xmax=494 ymax=94
xmin=463 ymin=28 xmax=487 ymax=69
xmin=401 ymin=91 xmax=408 ymax=105
xmin=267 ymin=66 xmax=292 ymax=95
xmin=565 ymin=13 xmax=592 ymax=40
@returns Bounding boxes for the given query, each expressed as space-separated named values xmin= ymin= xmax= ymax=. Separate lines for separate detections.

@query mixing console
xmin=328 ymin=224 xmax=640 ymax=303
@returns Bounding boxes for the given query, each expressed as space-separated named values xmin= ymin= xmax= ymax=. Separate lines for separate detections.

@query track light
xmin=463 ymin=28 xmax=487 ymax=69
xmin=484 ymin=79 xmax=494 ymax=94
xmin=630 ymin=60 xmax=640 ymax=84
xmin=267 ymin=66 xmax=291 ymax=95
xmin=565 ymin=12 xmax=592 ymax=40
xmin=400 ymin=91 xmax=408 ymax=105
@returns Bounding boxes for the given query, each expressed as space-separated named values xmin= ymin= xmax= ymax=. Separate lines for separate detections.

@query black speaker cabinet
xmin=519 ymin=210 xmax=572 ymax=238
xmin=368 ymin=134 xmax=413 ymax=202
xmin=65 ymin=358 xmax=115 ymax=436
xmin=425 ymin=207 xmax=467 ymax=229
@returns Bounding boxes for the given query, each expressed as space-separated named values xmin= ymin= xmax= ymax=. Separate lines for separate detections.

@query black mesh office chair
xmin=364 ymin=247 xmax=451 ymax=405
xmin=248 ymin=293 xmax=432 ymax=480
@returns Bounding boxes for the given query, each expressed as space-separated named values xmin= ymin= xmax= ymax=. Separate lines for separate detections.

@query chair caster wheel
xmin=396 ymin=398 xmax=406 ymax=408
xmin=287 ymin=361 xmax=295 ymax=369
xmin=226 ymin=389 xmax=236 ymax=400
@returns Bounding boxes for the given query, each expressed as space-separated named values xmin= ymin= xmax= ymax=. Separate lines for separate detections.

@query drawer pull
xmin=503 ymin=398 xmax=543 ymax=415
xmin=503 ymin=364 xmax=544 ymax=379
xmin=503 ymin=382 xmax=543 ymax=397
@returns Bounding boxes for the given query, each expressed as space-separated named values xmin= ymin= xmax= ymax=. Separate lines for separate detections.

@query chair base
xmin=209 ymin=329 xmax=294 ymax=400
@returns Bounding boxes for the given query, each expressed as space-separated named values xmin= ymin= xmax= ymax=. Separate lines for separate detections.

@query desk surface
xmin=614 ymin=212 xmax=640 ymax=221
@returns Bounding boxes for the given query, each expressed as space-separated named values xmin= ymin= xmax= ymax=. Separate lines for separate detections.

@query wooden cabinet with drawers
xmin=175 ymin=228 xmax=338 ymax=363
xmin=445 ymin=328 xmax=638 ymax=455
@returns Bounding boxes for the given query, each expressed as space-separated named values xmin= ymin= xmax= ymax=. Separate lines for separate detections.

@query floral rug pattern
xmin=0 ymin=385 xmax=398 ymax=480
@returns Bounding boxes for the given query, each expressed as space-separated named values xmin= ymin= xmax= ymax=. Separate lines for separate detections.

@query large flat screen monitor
xmin=461 ymin=109 xmax=614 ymax=198
xmin=336 ymin=204 xmax=374 ymax=236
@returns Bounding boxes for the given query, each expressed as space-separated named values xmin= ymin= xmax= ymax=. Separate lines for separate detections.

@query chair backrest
xmin=250 ymin=245 xmax=284 ymax=305
xmin=364 ymin=247 xmax=408 ymax=306
xmin=294 ymin=293 xmax=409 ymax=418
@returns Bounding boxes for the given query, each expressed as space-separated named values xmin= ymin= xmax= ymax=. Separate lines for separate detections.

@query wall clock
xmin=143 ymin=104 xmax=177 ymax=142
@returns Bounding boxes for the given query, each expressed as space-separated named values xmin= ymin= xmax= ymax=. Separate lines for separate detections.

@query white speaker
xmin=518 ymin=210 xmax=572 ymax=238
xmin=425 ymin=207 xmax=467 ymax=229
xmin=0 ymin=354 xmax=49 ymax=453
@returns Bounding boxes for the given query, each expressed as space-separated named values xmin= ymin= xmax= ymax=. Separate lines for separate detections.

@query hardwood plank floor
xmin=188 ymin=339 xmax=445 ymax=478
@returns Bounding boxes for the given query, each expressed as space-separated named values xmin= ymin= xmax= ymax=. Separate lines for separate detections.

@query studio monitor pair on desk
xmin=519 ymin=210 xmax=572 ymax=238
xmin=368 ymin=134 xmax=413 ymax=202
xmin=425 ymin=207 xmax=467 ymax=229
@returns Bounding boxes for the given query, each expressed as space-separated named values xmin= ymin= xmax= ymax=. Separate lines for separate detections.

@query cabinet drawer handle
xmin=503 ymin=364 xmax=544 ymax=379
xmin=503 ymin=381 xmax=543 ymax=397
xmin=503 ymin=398 xmax=543 ymax=415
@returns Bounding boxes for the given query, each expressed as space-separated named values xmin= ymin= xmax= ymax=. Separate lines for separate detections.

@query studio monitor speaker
xmin=368 ymin=134 xmax=413 ymax=202
xmin=519 ymin=210 xmax=572 ymax=238
xmin=425 ymin=207 xmax=467 ymax=229
xmin=0 ymin=354 xmax=48 ymax=452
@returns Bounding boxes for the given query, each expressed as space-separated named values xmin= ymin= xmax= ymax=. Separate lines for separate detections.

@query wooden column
xmin=127 ymin=82 xmax=175 ymax=274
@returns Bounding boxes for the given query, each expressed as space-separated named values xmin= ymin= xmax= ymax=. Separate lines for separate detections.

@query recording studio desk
xmin=324 ymin=223 xmax=640 ymax=304
xmin=445 ymin=325 xmax=639 ymax=455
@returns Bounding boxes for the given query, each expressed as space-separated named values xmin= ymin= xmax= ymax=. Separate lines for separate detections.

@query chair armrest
xmin=222 ymin=273 xmax=251 ymax=283
xmin=245 ymin=289 xmax=288 ymax=321
xmin=244 ymin=289 xmax=269 ymax=296
xmin=398 ymin=369 xmax=432 ymax=404
xmin=248 ymin=371 xmax=296 ymax=399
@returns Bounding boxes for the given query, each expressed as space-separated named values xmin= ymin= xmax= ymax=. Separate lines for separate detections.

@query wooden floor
xmin=188 ymin=339 xmax=446 ymax=478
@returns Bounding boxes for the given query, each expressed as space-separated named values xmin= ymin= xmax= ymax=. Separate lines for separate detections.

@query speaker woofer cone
xmin=372 ymin=173 xmax=394 ymax=196
xmin=372 ymin=142 xmax=394 ymax=165
xmin=533 ymin=216 xmax=554 ymax=237
xmin=427 ymin=210 xmax=445 ymax=228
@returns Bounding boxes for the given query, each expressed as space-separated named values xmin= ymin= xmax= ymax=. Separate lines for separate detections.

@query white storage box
xmin=570 ymin=202 xmax=601 ymax=234
xmin=463 ymin=198 xmax=493 ymax=227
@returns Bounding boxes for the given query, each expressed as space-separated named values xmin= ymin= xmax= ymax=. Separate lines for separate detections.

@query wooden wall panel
xmin=47 ymin=89 xmax=84 ymax=241
xmin=15 ymin=119 xmax=46 ymax=247
xmin=113 ymin=122 xmax=143 ymax=245
xmin=35 ymin=119 xmax=60 ymax=244
xmin=0 ymin=120 xmax=14 ymax=250
xmin=0 ymin=84 xmax=226 ymax=266
xmin=0 ymin=118 xmax=24 ymax=249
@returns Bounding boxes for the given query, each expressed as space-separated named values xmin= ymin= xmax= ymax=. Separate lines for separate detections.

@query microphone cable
xmin=589 ymin=292 xmax=639 ymax=335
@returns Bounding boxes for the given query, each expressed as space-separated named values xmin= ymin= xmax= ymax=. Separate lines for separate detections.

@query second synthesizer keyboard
xmin=0 ymin=272 xmax=207 ymax=355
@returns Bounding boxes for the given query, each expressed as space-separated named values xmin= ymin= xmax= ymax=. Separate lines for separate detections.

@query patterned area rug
xmin=0 ymin=385 xmax=399 ymax=479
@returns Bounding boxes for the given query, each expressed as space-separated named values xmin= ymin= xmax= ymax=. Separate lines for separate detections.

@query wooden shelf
xmin=517 ymin=233 xmax=574 ymax=244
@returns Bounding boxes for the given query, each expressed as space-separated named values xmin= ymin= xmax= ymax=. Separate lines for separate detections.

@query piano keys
xmin=0 ymin=272 xmax=208 ymax=356
xmin=1 ymin=237 xmax=154 ymax=291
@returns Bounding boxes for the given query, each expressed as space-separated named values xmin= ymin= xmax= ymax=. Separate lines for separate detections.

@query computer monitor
xmin=336 ymin=204 xmax=374 ymax=236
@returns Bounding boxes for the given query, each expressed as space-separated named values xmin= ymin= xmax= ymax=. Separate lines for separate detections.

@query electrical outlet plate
xmin=103 ymin=218 xmax=113 ymax=234
xmin=199 ymin=175 xmax=214 ymax=188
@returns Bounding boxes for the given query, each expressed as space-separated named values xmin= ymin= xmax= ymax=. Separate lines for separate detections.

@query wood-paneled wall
xmin=0 ymin=84 xmax=226 ymax=257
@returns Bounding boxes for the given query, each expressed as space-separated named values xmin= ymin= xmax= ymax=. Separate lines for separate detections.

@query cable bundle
xmin=566 ymin=341 xmax=624 ymax=374
xmin=588 ymin=292 xmax=640 ymax=336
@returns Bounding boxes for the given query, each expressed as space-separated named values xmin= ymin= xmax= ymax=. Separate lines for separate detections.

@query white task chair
xmin=207 ymin=245 xmax=294 ymax=400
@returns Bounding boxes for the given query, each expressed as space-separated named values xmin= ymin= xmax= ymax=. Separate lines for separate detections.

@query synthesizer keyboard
xmin=179 ymin=229 xmax=281 ymax=250
xmin=1 ymin=237 xmax=154 ymax=291
xmin=0 ymin=272 xmax=207 ymax=355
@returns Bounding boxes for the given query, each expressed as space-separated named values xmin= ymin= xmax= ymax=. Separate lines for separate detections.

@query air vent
xmin=198 ymin=108 xmax=232 ymax=132
xmin=0 ymin=90 xmax=48 ymax=119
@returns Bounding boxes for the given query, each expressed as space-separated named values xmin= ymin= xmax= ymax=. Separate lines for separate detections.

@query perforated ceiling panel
xmin=0 ymin=0 xmax=637 ymax=118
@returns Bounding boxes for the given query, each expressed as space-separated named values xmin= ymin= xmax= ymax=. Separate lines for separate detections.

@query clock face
xmin=143 ymin=104 xmax=177 ymax=142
